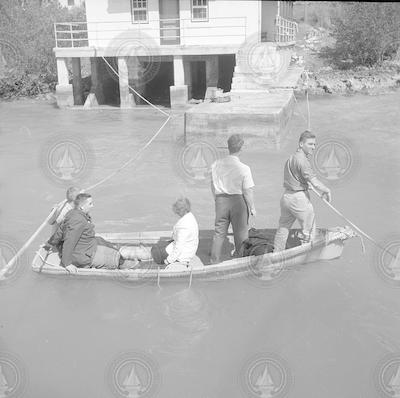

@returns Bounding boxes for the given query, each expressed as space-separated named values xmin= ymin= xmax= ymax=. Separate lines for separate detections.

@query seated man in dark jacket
xmin=49 ymin=193 xmax=122 ymax=272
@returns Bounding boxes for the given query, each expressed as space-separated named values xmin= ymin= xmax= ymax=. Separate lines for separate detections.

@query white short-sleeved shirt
xmin=211 ymin=155 xmax=255 ymax=195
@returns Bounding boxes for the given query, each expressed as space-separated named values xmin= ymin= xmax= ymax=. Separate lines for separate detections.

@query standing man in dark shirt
xmin=273 ymin=131 xmax=331 ymax=252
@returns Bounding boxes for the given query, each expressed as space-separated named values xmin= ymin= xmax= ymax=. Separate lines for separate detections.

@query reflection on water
xmin=0 ymin=92 xmax=400 ymax=397
xmin=153 ymin=288 xmax=211 ymax=357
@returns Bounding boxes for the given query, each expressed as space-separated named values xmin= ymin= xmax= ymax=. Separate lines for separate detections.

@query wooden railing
xmin=54 ymin=17 xmax=247 ymax=48
xmin=54 ymin=22 xmax=89 ymax=48
xmin=275 ymin=15 xmax=298 ymax=44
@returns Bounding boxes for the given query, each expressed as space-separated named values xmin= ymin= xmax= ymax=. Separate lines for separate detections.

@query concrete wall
xmin=84 ymin=0 xmax=260 ymax=50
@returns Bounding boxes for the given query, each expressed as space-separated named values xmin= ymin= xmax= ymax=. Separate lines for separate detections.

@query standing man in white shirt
xmin=210 ymin=134 xmax=256 ymax=263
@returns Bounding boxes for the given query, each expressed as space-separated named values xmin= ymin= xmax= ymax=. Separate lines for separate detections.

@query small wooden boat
xmin=31 ymin=227 xmax=357 ymax=283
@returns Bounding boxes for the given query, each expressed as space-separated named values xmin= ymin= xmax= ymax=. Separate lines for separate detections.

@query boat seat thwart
xmin=31 ymin=227 xmax=357 ymax=282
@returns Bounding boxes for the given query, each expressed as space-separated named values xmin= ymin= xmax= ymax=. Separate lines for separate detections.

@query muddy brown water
xmin=0 ymin=92 xmax=400 ymax=397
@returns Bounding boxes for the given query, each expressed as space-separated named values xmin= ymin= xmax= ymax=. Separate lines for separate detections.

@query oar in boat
xmin=309 ymin=185 xmax=397 ymax=258
xmin=0 ymin=202 xmax=65 ymax=280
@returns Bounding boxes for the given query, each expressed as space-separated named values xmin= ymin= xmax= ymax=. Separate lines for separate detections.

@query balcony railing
xmin=54 ymin=17 xmax=247 ymax=48
xmin=55 ymin=22 xmax=89 ymax=48
xmin=275 ymin=15 xmax=298 ymax=44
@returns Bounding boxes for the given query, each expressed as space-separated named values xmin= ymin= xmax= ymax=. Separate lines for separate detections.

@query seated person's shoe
xmin=119 ymin=258 xmax=140 ymax=270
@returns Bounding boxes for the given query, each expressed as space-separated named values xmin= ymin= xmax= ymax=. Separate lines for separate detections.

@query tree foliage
xmin=0 ymin=0 xmax=86 ymax=98
xmin=320 ymin=2 xmax=400 ymax=69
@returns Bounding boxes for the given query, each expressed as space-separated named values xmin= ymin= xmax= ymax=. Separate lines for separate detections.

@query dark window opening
xmin=141 ymin=61 xmax=174 ymax=106
xmin=190 ymin=61 xmax=206 ymax=99
xmin=218 ymin=54 xmax=235 ymax=93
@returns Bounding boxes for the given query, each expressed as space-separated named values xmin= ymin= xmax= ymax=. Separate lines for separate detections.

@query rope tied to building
xmin=0 ymin=57 xmax=175 ymax=281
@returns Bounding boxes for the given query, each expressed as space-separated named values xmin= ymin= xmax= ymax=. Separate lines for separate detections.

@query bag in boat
xmin=239 ymin=228 xmax=303 ymax=257
xmin=239 ymin=228 xmax=275 ymax=257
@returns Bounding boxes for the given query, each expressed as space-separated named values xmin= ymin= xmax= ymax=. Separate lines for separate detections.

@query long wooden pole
xmin=0 ymin=203 xmax=63 ymax=280
xmin=309 ymin=186 xmax=396 ymax=258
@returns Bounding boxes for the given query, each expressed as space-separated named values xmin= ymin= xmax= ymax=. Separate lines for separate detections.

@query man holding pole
xmin=210 ymin=134 xmax=256 ymax=263
xmin=273 ymin=130 xmax=331 ymax=252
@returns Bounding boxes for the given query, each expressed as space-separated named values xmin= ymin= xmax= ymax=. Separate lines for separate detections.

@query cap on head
xmin=227 ymin=134 xmax=244 ymax=154
xmin=299 ymin=130 xmax=316 ymax=143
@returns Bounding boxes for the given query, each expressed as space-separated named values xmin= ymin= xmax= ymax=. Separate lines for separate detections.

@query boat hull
xmin=31 ymin=227 xmax=356 ymax=282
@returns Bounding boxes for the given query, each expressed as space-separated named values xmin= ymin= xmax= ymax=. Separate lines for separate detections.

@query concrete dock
xmin=184 ymin=89 xmax=295 ymax=150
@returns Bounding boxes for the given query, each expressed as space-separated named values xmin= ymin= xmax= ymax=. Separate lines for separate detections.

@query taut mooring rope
xmin=0 ymin=58 xmax=173 ymax=280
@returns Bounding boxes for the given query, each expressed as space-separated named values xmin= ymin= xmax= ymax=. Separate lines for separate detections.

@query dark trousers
xmin=211 ymin=194 xmax=249 ymax=263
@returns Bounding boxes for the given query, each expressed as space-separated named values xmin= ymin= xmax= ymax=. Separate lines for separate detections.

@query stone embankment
xmin=293 ymin=25 xmax=400 ymax=95
xmin=296 ymin=63 xmax=400 ymax=95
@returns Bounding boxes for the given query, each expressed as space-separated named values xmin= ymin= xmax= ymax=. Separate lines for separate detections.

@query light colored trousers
xmin=273 ymin=190 xmax=316 ymax=252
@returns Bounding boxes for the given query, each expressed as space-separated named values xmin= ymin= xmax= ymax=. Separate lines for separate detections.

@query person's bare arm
xmin=243 ymin=187 xmax=256 ymax=216
xmin=210 ymin=180 xmax=216 ymax=200
xmin=300 ymin=157 xmax=332 ymax=203
xmin=309 ymin=177 xmax=331 ymax=202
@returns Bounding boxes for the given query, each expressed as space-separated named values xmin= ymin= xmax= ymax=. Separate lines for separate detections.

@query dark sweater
xmin=60 ymin=209 xmax=97 ymax=267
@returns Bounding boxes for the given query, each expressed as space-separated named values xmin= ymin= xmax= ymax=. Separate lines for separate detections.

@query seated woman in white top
xmin=120 ymin=198 xmax=200 ymax=269
xmin=166 ymin=197 xmax=199 ymax=266
xmin=151 ymin=198 xmax=199 ymax=269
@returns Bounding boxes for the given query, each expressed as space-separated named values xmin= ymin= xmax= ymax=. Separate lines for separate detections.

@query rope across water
xmin=0 ymin=58 xmax=173 ymax=280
